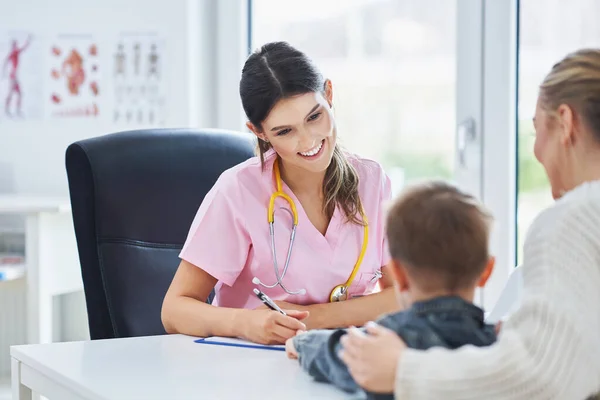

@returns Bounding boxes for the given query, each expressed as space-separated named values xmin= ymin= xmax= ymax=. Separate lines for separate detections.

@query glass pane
xmin=517 ymin=0 xmax=600 ymax=263
xmin=251 ymin=0 xmax=457 ymax=196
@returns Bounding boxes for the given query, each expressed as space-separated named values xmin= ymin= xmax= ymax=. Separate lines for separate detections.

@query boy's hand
xmin=285 ymin=337 xmax=298 ymax=359
xmin=285 ymin=329 xmax=307 ymax=359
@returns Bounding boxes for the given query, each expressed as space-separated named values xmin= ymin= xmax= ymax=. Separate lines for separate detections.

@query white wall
xmin=0 ymin=0 xmax=221 ymax=356
xmin=0 ymin=0 xmax=209 ymax=197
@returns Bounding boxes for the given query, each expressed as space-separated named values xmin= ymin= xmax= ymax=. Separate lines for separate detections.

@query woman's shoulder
xmin=522 ymin=181 xmax=600 ymax=296
xmin=211 ymin=152 xmax=272 ymax=195
xmin=345 ymin=151 xmax=388 ymax=183
xmin=346 ymin=152 xmax=385 ymax=173
xmin=525 ymin=180 xmax=600 ymax=249
xmin=343 ymin=151 xmax=391 ymax=204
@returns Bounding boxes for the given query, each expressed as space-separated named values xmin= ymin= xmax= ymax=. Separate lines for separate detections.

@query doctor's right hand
xmin=238 ymin=309 xmax=309 ymax=345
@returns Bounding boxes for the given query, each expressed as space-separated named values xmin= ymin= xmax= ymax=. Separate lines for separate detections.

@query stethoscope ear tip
xmin=252 ymin=277 xmax=261 ymax=285
xmin=298 ymin=289 xmax=306 ymax=295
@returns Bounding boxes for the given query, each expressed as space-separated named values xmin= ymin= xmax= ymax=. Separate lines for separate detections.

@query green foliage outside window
xmin=381 ymin=120 xmax=549 ymax=192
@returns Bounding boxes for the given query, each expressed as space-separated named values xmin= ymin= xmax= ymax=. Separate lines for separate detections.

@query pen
xmin=253 ymin=288 xmax=287 ymax=316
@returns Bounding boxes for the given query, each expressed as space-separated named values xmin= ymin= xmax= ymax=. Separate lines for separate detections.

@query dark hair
xmin=239 ymin=41 xmax=363 ymax=224
xmin=386 ymin=181 xmax=493 ymax=291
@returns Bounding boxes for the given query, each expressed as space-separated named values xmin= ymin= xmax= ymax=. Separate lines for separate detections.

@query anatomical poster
xmin=112 ymin=33 xmax=166 ymax=126
xmin=0 ymin=30 xmax=43 ymax=120
xmin=46 ymin=33 xmax=101 ymax=118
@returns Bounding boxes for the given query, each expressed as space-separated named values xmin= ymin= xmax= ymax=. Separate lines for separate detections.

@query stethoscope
xmin=252 ymin=158 xmax=369 ymax=302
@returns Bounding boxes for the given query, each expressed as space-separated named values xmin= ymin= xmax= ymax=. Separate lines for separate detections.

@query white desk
xmin=10 ymin=334 xmax=350 ymax=400
xmin=0 ymin=196 xmax=84 ymax=345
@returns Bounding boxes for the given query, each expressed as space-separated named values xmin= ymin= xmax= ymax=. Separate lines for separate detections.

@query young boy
xmin=286 ymin=181 xmax=498 ymax=399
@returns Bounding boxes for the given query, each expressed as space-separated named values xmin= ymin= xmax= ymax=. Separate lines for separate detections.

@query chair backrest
xmin=65 ymin=128 xmax=255 ymax=339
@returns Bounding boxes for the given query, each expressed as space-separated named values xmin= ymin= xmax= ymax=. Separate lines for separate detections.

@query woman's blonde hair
xmin=539 ymin=48 xmax=600 ymax=140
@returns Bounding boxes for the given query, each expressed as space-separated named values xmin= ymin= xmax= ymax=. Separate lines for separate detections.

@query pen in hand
xmin=253 ymin=288 xmax=287 ymax=316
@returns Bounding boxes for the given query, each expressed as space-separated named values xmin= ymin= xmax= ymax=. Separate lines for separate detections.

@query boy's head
xmin=386 ymin=181 xmax=494 ymax=302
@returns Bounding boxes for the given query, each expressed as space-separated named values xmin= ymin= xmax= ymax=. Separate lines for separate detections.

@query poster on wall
xmin=46 ymin=33 xmax=101 ymax=118
xmin=112 ymin=33 xmax=166 ymax=126
xmin=0 ymin=31 xmax=44 ymax=121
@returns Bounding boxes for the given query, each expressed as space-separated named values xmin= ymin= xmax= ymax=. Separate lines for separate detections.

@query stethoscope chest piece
xmin=329 ymin=284 xmax=348 ymax=302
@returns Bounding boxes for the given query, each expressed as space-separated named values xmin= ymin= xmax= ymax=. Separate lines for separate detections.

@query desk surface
xmin=11 ymin=334 xmax=351 ymax=400
xmin=0 ymin=195 xmax=71 ymax=214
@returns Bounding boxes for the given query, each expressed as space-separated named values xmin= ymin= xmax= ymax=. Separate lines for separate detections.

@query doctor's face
xmin=251 ymin=89 xmax=337 ymax=174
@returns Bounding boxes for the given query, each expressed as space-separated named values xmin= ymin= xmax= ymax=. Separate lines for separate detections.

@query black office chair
xmin=65 ymin=128 xmax=255 ymax=340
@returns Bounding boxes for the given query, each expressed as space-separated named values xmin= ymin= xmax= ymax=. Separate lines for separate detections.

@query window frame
xmin=214 ymin=0 xmax=519 ymax=311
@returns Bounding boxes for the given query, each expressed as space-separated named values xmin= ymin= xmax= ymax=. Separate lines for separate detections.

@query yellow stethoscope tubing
xmin=268 ymin=160 xmax=298 ymax=225
xmin=343 ymin=211 xmax=368 ymax=288
xmin=268 ymin=159 xmax=369 ymax=299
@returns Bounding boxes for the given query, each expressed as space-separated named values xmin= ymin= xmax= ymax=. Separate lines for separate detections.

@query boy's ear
xmin=477 ymin=256 xmax=496 ymax=288
xmin=389 ymin=259 xmax=410 ymax=291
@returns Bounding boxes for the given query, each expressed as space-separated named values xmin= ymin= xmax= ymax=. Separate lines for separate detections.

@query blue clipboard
xmin=194 ymin=337 xmax=285 ymax=352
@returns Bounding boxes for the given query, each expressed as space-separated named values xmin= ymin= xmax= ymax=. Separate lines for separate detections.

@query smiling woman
xmin=242 ymin=42 xmax=365 ymax=230
xmin=161 ymin=41 xmax=400 ymax=346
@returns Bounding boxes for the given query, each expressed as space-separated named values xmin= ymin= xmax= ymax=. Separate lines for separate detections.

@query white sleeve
xmin=395 ymin=203 xmax=600 ymax=399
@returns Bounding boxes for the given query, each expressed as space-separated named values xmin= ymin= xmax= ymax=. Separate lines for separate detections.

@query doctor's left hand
xmin=257 ymin=300 xmax=312 ymax=317
xmin=256 ymin=301 xmax=316 ymax=329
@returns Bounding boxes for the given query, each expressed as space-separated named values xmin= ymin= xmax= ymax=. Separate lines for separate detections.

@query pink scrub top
xmin=179 ymin=150 xmax=392 ymax=310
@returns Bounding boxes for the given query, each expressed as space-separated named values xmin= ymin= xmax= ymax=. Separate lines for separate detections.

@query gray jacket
xmin=293 ymin=296 xmax=497 ymax=399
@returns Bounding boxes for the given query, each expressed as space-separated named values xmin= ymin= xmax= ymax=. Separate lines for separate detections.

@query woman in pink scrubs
xmin=162 ymin=42 xmax=398 ymax=345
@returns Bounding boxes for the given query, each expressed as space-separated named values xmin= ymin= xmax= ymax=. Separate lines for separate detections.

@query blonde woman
xmin=339 ymin=49 xmax=600 ymax=399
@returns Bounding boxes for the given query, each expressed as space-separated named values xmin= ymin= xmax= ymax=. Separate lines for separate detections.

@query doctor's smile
xmin=297 ymin=138 xmax=325 ymax=159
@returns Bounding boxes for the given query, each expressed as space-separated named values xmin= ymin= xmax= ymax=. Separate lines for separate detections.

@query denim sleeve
xmin=292 ymin=329 xmax=363 ymax=393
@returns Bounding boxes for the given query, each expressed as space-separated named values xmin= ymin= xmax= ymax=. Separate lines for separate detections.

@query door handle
xmin=457 ymin=118 xmax=476 ymax=167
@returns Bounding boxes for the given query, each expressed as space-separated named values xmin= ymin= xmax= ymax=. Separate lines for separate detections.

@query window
xmin=517 ymin=0 xmax=600 ymax=262
xmin=251 ymin=0 xmax=457 ymax=196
